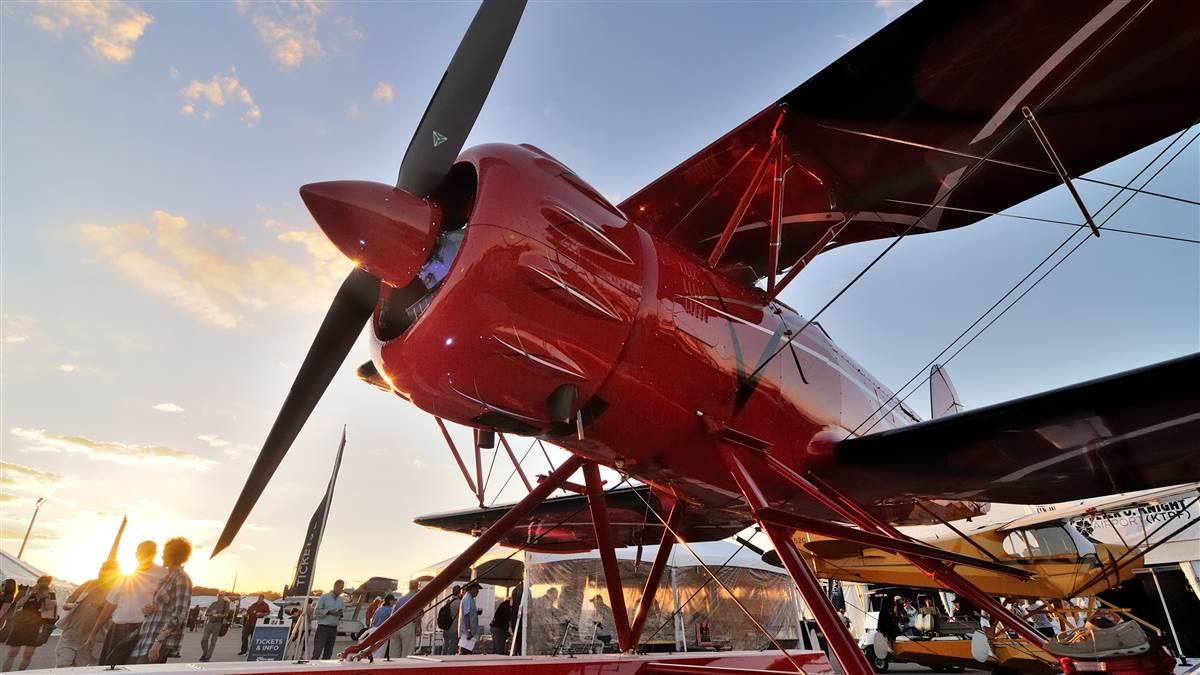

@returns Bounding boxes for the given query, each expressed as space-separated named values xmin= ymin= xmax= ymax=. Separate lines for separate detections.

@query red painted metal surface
xmin=435 ymin=417 xmax=479 ymax=499
xmin=707 ymin=136 xmax=782 ymax=269
xmin=723 ymin=448 xmax=874 ymax=675
xmin=498 ymin=434 xmax=532 ymax=492
xmin=628 ymin=501 xmax=679 ymax=645
xmin=369 ymin=142 xmax=984 ymax=532
xmin=223 ymin=4 xmax=1200 ymax=669
xmin=582 ymin=461 xmax=633 ymax=651
xmin=344 ymin=455 xmax=584 ymax=659
xmin=301 ymin=180 xmax=440 ymax=288
xmin=800 ymin=471 xmax=1049 ymax=649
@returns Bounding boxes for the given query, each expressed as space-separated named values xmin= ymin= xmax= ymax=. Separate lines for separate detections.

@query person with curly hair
xmin=131 ymin=538 xmax=193 ymax=664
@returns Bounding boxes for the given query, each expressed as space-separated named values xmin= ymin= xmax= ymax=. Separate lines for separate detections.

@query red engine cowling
xmin=371 ymin=143 xmax=647 ymax=436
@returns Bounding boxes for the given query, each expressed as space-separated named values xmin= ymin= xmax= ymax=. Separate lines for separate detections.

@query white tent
xmin=0 ymin=549 xmax=48 ymax=587
xmin=411 ymin=540 xmax=806 ymax=655
xmin=0 ymin=549 xmax=78 ymax=604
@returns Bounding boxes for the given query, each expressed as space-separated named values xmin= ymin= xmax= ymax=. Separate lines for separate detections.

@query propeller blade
xmin=395 ymin=0 xmax=527 ymax=196
xmin=213 ymin=267 xmax=380 ymax=557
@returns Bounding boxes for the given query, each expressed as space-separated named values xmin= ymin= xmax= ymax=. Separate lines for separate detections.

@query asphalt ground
xmin=15 ymin=627 xmax=359 ymax=670
xmin=14 ymin=630 xmax=989 ymax=673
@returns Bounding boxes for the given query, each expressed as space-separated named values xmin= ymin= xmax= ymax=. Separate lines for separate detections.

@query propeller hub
xmin=300 ymin=180 xmax=442 ymax=288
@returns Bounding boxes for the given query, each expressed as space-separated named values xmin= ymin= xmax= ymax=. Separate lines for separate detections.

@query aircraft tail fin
xmin=929 ymin=364 xmax=965 ymax=419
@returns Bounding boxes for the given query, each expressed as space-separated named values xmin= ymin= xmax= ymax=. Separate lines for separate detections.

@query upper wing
xmin=413 ymin=485 xmax=749 ymax=552
xmin=620 ymin=0 xmax=1200 ymax=280
xmin=822 ymin=353 xmax=1200 ymax=505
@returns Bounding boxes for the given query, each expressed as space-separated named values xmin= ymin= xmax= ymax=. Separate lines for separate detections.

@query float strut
xmin=802 ymin=470 xmax=1048 ymax=648
xmin=341 ymin=455 xmax=585 ymax=659
xmin=584 ymin=462 xmax=634 ymax=651
xmin=722 ymin=448 xmax=874 ymax=675
xmin=629 ymin=500 xmax=681 ymax=646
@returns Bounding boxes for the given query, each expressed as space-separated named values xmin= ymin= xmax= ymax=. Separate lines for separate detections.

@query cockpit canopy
xmin=1002 ymin=525 xmax=1096 ymax=559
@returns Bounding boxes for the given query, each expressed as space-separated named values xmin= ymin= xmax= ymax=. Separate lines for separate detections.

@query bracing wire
xmin=623 ymin=485 xmax=808 ymax=674
xmin=489 ymin=438 xmax=538 ymax=506
xmin=853 ymin=127 xmax=1199 ymax=436
xmin=737 ymin=0 xmax=1160 ymax=395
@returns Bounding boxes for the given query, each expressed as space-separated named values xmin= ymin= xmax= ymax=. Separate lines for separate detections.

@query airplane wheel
xmin=866 ymin=649 xmax=889 ymax=672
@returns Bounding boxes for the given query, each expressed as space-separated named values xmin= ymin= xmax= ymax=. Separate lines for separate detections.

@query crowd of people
xmin=0 ymin=538 xmax=193 ymax=671
xmin=873 ymin=591 xmax=1063 ymax=640
xmin=357 ymin=580 xmax=523 ymax=658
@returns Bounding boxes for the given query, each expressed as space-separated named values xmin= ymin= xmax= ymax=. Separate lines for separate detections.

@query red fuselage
xmin=371 ymin=143 xmax=948 ymax=521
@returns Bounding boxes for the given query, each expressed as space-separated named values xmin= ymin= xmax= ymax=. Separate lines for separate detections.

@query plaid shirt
xmin=132 ymin=566 xmax=192 ymax=659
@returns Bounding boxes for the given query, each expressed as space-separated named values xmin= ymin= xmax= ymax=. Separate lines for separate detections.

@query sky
xmin=1 ymin=0 xmax=1196 ymax=593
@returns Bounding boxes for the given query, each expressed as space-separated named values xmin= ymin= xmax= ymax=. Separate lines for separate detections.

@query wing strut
xmin=718 ymin=445 xmax=1052 ymax=658
xmin=721 ymin=450 xmax=874 ymax=675
xmin=583 ymin=462 xmax=633 ymax=651
xmin=341 ymin=455 xmax=585 ymax=659
xmin=1022 ymin=106 xmax=1100 ymax=237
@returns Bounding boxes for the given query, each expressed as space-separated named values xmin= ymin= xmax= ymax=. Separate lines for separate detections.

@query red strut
xmin=723 ymin=448 xmax=875 ymax=675
xmin=584 ymin=462 xmax=634 ymax=651
xmin=342 ymin=455 xmax=585 ymax=659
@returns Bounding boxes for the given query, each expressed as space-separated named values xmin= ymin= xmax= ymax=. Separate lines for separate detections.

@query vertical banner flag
xmin=288 ymin=427 xmax=347 ymax=597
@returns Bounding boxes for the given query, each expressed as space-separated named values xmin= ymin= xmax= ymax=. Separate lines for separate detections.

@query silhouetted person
xmin=130 ymin=537 xmax=193 ymax=664
xmin=490 ymin=595 xmax=512 ymax=654
xmin=312 ymin=580 xmax=345 ymax=660
xmin=57 ymin=561 xmax=121 ymax=666
xmin=95 ymin=540 xmax=165 ymax=665
xmin=2 ymin=576 xmax=57 ymax=671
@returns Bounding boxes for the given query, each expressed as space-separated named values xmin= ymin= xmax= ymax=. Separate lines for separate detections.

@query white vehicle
xmin=274 ymin=594 xmax=365 ymax=638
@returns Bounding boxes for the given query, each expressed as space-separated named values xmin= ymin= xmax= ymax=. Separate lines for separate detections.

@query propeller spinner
xmin=213 ymin=0 xmax=528 ymax=557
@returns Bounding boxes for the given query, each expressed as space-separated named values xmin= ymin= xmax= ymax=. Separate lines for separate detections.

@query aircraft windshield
xmin=1002 ymin=526 xmax=1080 ymax=558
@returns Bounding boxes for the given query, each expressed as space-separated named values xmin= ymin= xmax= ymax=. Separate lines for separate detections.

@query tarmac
xmin=13 ymin=630 xmax=988 ymax=673
xmin=16 ymin=627 xmax=358 ymax=671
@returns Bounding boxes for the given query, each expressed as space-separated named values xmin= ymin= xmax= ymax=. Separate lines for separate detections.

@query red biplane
xmin=214 ymin=1 xmax=1200 ymax=674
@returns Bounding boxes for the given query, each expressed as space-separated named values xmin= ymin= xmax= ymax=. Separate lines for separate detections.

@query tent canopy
xmin=0 ymin=549 xmax=78 ymax=600
xmin=0 ymin=549 xmax=52 ymax=587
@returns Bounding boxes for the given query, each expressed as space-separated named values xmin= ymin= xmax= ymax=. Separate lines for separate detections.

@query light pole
xmin=17 ymin=497 xmax=46 ymax=560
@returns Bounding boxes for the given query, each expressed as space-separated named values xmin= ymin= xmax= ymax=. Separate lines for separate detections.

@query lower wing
xmin=825 ymin=353 xmax=1200 ymax=504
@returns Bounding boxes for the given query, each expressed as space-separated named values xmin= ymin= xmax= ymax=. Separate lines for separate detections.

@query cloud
xmin=874 ymin=0 xmax=916 ymax=17
xmin=168 ymin=66 xmax=180 ymax=80
xmin=78 ymin=210 xmax=354 ymax=328
xmin=0 ymin=528 xmax=55 ymax=542
xmin=0 ymin=461 xmax=62 ymax=488
xmin=198 ymin=435 xmax=255 ymax=460
xmin=152 ymin=402 xmax=184 ymax=413
xmin=236 ymin=0 xmax=326 ymax=70
xmin=26 ymin=0 xmax=153 ymax=63
xmin=346 ymin=102 xmax=366 ymax=120
xmin=56 ymin=364 xmax=77 ymax=373
xmin=2 ymin=314 xmax=35 ymax=344
xmin=179 ymin=70 xmax=262 ymax=127
xmin=372 ymin=81 xmax=394 ymax=103
xmin=835 ymin=33 xmax=860 ymax=48
xmin=197 ymin=434 xmax=230 ymax=448
xmin=10 ymin=427 xmax=216 ymax=471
